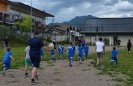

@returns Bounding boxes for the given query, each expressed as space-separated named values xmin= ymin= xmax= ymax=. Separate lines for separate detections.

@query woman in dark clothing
xmin=127 ymin=39 xmax=132 ymax=54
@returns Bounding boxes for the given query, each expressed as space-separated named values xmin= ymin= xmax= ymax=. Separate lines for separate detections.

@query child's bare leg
xmin=24 ymin=66 xmax=28 ymax=73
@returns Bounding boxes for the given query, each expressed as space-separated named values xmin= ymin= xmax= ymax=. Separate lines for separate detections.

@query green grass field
xmin=0 ymin=46 xmax=81 ymax=70
xmin=89 ymin=48 xmax=133 ymax=86
xmin=0 ymin=44 xmax=133 ymax=85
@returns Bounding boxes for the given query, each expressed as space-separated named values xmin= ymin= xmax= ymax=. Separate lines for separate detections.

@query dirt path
xmin=0 ymin=46 xmax=123 ymax=86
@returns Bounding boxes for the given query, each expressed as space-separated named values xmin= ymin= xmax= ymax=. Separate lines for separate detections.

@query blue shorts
xmin=3 ymin=63 xmax=10 ymax=70
xmin=78 ymin=54 xmax=83 ymax=58
xmin=111 ymin=57 xmax=117 ymax=62
xmin=30 ymin=56 xmax=41 ymax=68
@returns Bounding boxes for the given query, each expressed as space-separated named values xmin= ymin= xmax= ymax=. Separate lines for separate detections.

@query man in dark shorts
xmin=116 ymin=38 xmax=121 ymax=50
xmin=52 ymin=38 xmax=57 ymax=49
xmin=29 ymin=31 xmax=50 ymax=84
xmin=4 ymin=36 xmax=9 ymax=52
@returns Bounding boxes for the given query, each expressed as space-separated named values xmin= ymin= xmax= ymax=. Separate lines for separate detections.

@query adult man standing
xmin=52 ymin=38 xmax=57 ymax=49
xmin=29 ymin=31 xmax=50 ymax=84
xmin=116 ymin=38 xmax=121 ymax=50
xmin=4 ymin=36 xmax=9 ymax=52
xmin=95 ymin=38 xmax=105 ymax=68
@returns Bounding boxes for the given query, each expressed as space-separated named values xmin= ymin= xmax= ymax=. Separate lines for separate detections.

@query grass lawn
xmin=89 ymin=48 xmax=133 ymax=86
xmin=0 ymin=46 xmax=81 ymax=70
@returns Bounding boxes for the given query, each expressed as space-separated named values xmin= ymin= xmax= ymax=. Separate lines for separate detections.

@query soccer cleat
xmin=24 ymin=74 xmax=27 ymax=78
xmin=2 ymin=71 xmax=5 ymax=76
xmin=30 ymin=80 xmax=39 ymax=85
xmin=35 ymin=75 xmax=38 ymax=80
xmin=69 ymin=63 xmax=72 ymax=67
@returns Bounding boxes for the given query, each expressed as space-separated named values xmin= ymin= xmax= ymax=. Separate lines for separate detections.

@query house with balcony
xmin=0 ymin=0 xmax=54 ymax=30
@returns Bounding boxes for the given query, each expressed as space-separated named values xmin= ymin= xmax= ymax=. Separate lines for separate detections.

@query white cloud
xmin=9 ymin=0 xmax=133 ymax=23
xmin=54 ymin=1 xmax=91 ymax=23
xmin=33 ymin=0 xmax=63 ymax=11
xmin=115 ymin=0 xmax=133 ymax=11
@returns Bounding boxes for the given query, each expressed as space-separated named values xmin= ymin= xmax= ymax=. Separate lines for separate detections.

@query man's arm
xmin=95 ymin=45 xmax=97 ymax=51
xmin=103 ymin=45 xmax=105 ymax=54
xmin=42 ymin=46 xmax=51 ymax=51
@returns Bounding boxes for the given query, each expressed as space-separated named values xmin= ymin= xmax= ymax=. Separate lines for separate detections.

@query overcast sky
xmin=10 ymin=0 xmax=133 ymax=23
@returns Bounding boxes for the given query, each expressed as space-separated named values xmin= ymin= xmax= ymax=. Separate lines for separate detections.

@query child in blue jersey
xmin=2 ymin=47 xmax=15 ymax=76
xmin=78 ymin=43 xmax=83 ymax=64
xmin=40 ymin=48 xmax=44 ymax=58
xmin=67 ymin=42 xmax=74 ymax=67
xmin=61 ymin=43 xmax=64 ymax=56
xmin=72 ymin=42 xmax=76 ymax=57
xmin=83 ymin=43 xmax=89 ymax=59
xmin=58 ymin=44 xmax=63 ymax=58
xmin=50 ymin=48 xmax=56 ymax=62
xmin=111 ymin=47 xmax=118 ymax=66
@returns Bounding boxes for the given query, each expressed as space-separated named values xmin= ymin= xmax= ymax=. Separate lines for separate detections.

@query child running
xmin=40 ymin=48 xmax=44 ymax=58
xmin=61 ymin=43 xmax=64 ymax=57
xmin=83 ymin=43 xmax=89 ymax=59
xmin=50 ymin=47 xmax=56 ymax=62
xmin=72 ymin=42 xmax=76 ymax=57
xmin=110 ymin=47 xmax=118 ymax=66
xmin=58 ymin=43 xmax=63 ymax=58
xmin=24 ymin=46 xmax=32 ymax=78
xmin=2 ymin=47 xmax=15 ymax=76
xmin=67 ymin=42 xmax=74 ymax=67
xmin=78 ymin=43 xmax=83 ymax=64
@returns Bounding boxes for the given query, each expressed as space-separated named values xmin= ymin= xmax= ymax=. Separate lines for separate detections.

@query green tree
xmin=15 ymin=16 xmax=31 ymax=32
xmin=0 ymin=25 xmax=9 ymax=39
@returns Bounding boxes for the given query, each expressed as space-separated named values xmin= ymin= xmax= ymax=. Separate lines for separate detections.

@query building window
xmin=2 ymin=6 xmax=5 ymax=8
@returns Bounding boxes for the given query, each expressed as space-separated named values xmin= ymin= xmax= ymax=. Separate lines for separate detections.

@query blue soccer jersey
xmin=72 ymin=45 xmax=76 ymax=53
xmin=61 ymin=46 xmax=64 ymax=54
xmin=78 ymin=46 xmax=83 ymax=55
xmin=40 ymin=48 xmax=44 ymax=57
xmin=50 ymin=49 xmax=54 ymax=55
xmin=3 ymin=51 xmax=12 ymax=63
xmin=67 ymin=46 xmax=74 ymax=57
xmin=111 ymin=50 xmax=118 ymax=59
xmin=84 ymin=45 xmax=89 ymax=53
xmin=58 ymin=46 xmax=63 ymax=54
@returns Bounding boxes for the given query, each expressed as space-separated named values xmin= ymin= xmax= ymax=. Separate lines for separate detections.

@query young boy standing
xmin=67 ymin=42 xmax=74 ymax=67
xmin=72 ymin=42 xmax=76 ymax=57
xmin=83 ymin=43 xmax=89 ymax=59
xmin=78 ymin=44 xmax=83 ymax=64
xmin=61 ymin=43 xmax=64 ymax=57
xmin=40 ymin=48 xmax=44 ymax=58
xmin=111 ymin=47 xmax=118 ymax=66
xmin=58 ymin=44 xmax=63 ymax=58
xmin=50 ymin=48 xmax=56 ymax=62
xmin=2 ymin=47 xmax=15 ymax=76
xmin=24 ymin=46 xmax=32 ymax=78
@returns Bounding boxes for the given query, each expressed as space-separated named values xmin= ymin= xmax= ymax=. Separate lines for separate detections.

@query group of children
xmin=2 ymin=41 xmax=119 ymax=77
xmin=67 ymin=42 xmax=89 ymax=67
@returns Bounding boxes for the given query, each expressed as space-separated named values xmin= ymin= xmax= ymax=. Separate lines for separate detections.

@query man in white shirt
xmin=95 ymin=38 xmax=105 ymax=68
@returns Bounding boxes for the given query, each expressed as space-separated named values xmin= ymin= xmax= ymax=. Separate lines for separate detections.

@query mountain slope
xmin=49 ymin=15 xmax=98 ymax=28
